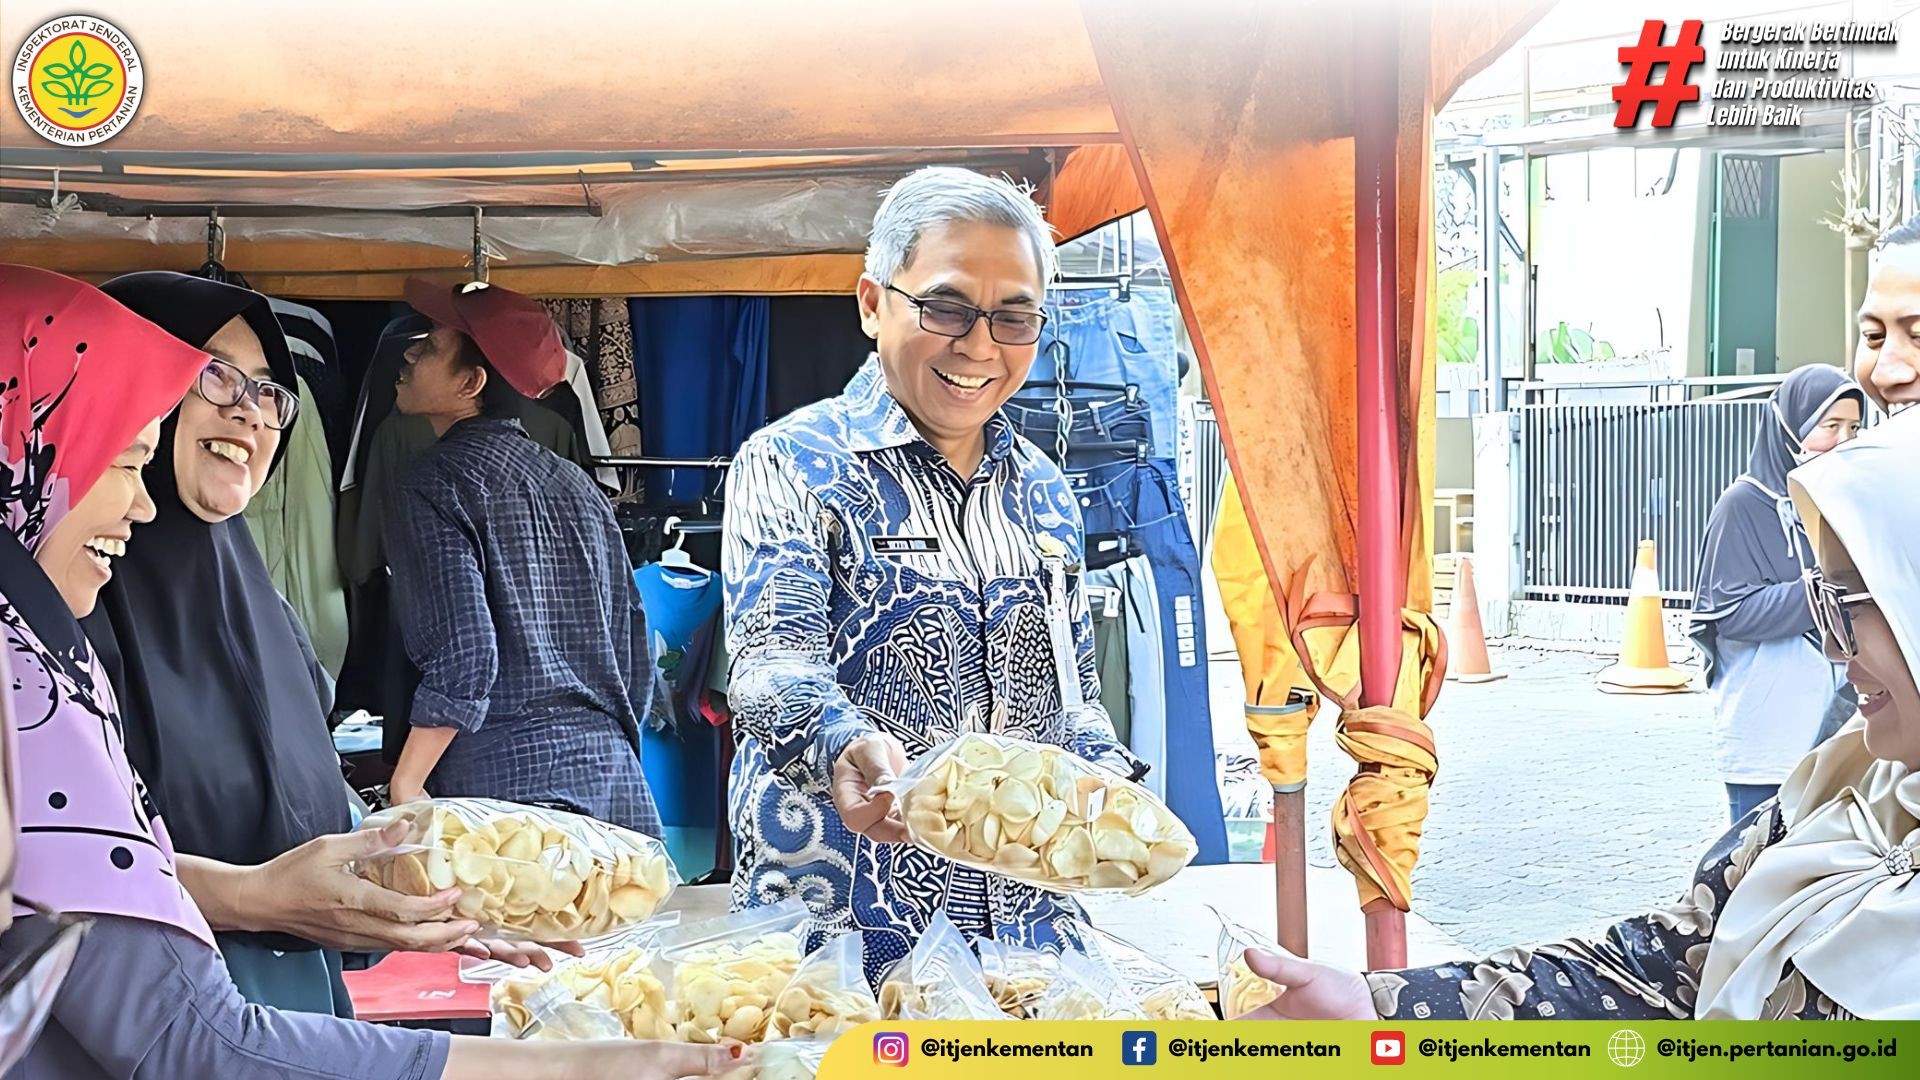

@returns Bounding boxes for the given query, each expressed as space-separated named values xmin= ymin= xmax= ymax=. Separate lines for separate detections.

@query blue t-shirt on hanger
xmin=632 ymin=562 xmax=723 ymax=686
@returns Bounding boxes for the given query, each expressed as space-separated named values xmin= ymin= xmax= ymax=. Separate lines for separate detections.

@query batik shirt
xmin=723 ymin=356 xmax=1139 ymax=979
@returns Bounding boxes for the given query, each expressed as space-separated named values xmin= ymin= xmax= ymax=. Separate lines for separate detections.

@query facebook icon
xmin=1121 ymin=1031 xmax=1157 ymax=1066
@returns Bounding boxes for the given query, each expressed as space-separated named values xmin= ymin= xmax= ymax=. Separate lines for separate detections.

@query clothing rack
xmin=1054 ymin=272 xmax=1132 ymax=301
xmin=664 ymin=517 xmax=723 ymax=536
xmin=593 ymin=455 xmax=733 ymax=469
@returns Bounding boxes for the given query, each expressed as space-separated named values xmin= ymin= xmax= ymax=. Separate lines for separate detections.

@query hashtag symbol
xmin=1612 ymin=19 xmax=1704 ymax=128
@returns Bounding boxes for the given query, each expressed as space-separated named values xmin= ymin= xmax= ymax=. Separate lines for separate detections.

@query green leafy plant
xmin=1540 ymin=320 xmax=1618 ymax=365
xmin=40 ymin=40 xmax=113 ymax=108
xmin=1436 ymin=267 xmax=1480 ymax=364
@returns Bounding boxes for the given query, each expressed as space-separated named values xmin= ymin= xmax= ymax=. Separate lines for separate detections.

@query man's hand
xmin=831 ymin=733 xmax=909 ymax=843
xmin=235 ymin=820 xmax=479 ymax=953
xmin=1232 ymin=947 xmax=1377 ymax=1021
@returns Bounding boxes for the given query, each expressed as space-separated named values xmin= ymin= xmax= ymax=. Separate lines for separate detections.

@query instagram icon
xmin=874 ymin=1032 xmax=911 ymax=1067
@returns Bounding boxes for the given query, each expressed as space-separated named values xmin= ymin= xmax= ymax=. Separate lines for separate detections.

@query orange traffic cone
xmin=1597 ymin=539 xmax=1694 ymax=695
xmin=1445 ymin=555 xmax=1505 ymax=683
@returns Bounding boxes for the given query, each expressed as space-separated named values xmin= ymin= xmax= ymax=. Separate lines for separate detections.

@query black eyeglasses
xmin=0 ymin=903 xmax=90 ymax=1070
xmin=885 ymin=284 xmax=1049 ymax=346
xmin=196 ymin=358 xmax=299 ymax=431
xmin=1803 ymin=567 xmax=1874 ymax=662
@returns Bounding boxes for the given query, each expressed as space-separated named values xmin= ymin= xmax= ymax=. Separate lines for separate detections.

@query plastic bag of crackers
xmin=875 ymin=913 xmax=1006 ymax=1021
xmin=352 ymin=798 xmax=676 ymax=941
xmin=1214 ymin=909 xmax=1285 ymax=1018
xmin=766 ymin=931 xmax=882 ymax=1040
xmin=882 ymin=733 xmax=1197 ymax=895
xmin=654 ymin=899 xmax=809 ymax=1044
xmin=1027 ymin=946 xmax=1149 ymax=1021
xmin=489 ymin=918 xmax=680 ymax=1040
xmin=976 ymin=937 xmax=1058 ymax=1018
xmin=1069 ymin=920 xmax=1214 ymax=1021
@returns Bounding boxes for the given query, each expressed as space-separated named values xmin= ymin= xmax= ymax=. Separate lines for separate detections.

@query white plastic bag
xmin=976 ymin=937 xmax=1058 ymax=1019
xmin=880 ymin=732 xmax=1197 ymax=895
xmin=488 ymin=917 xmax=681 ymax=1040
xmin=875 ymin=913 xmax=1005 ymax=1021
xmin=655 ymin=900 xmax=810 ymax=1044
xmin=767 ymin=931 xmax=882 ymax=1040
xmin=1214 ymin=908 xmax=1285 ymax=1018
xmin=1071 ymin=920 xmax=1213 ymax=1020
xmin=1029 ymin=946 xmax=1148 ymax=1021
xmin=352 ymin=797 xmax=676 ymax=941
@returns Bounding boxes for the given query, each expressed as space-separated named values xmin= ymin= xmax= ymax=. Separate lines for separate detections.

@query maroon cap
xmin=404 ymin=278 xmax=565 ymax=399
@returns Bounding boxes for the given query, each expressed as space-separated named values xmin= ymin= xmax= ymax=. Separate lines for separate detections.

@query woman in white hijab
xmin=1234 ymin=411 xmax=1918 ymax=1022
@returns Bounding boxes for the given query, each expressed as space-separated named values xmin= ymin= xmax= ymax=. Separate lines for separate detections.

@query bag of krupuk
xmin=767 ymin=930 xmax=882 ymax=1040
xmin=353 ymin=797 xmax=676 ymax=941
xmin=875 ymin=913 xmax=1005 ymax=1021
xmin=976 ymin=937 xmax=1058 ymax=1019
xmin=1028 ymin=945 xmax=1148 ymax=1021
xmin=655 ymin=900 xmax=809 ymax=1044
xmin=1214 ymin=908 xmax=1285 ymax=1018
xmin=490 ymin=918 xmax=679 ymax=1040
xmin=882 ymin=732 xmax=1197 ymax=895
xmin=1070 ymin=920 xmax=1213 ymax=1020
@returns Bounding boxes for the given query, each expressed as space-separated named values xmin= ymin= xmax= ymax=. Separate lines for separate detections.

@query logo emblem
xmin=1371 ymin=1031 xmax=1406 ymax=1066
xmin=873 ymin=1032 xmax=910 ymax=1067
xmin=1121 ymin=1031 xmax=1157 ymax=1066
xmin=13 ymin=16 xmax=144 ymax=146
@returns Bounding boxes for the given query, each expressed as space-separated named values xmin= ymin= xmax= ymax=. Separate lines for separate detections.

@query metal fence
xmin=1517 ymin=394 xmax=1771 ymax=603
xmin=1186 ymin=399 xmax=1229 ymax=556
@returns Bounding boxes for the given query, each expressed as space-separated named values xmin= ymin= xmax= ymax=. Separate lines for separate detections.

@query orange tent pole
xmin=1354 ymin=5 xmax=1409 ymax=971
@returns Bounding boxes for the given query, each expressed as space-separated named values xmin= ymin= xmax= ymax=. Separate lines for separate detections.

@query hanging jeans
xmin=1035 ymin=288 xmax=1183 ymax=456
xmin=1004 ymin=386 xmax=1156 ymax=469
xmin=1068 ymin=457 xmax=1226 ymax=864
xmin=1088 ymin=558 xmax=1164 ymax=798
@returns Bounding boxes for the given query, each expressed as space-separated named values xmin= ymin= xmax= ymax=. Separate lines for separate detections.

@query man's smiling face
xmin=861 ymin=220 xmax=1045 ymax=455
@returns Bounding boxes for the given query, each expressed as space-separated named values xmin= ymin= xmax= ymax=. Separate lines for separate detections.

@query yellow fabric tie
xmin=1328 ymin=611 xmax=1445 ymax=911
xmin=1332 ymin=704 xmax=1438 ymax=911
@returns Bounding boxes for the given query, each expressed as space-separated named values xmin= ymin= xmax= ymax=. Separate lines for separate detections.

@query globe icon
xmin=1607 ymin=1029 xmax=1647 ymax=1068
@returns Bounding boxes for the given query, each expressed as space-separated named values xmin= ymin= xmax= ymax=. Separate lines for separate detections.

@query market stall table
xmin=343 ymin=866 xmax=1462 ymax=1022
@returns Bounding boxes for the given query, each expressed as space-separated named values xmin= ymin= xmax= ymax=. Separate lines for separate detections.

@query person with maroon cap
xmin=383 ymin=279 xmax=662 ymax=835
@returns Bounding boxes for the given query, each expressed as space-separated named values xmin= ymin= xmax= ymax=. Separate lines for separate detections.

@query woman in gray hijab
xmin=1690 ymin=364 xmax=1864 ymax=821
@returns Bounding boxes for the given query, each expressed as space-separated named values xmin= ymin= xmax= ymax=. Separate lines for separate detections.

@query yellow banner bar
xmin=815 ymin=1021 xmax=1913 ymax=1078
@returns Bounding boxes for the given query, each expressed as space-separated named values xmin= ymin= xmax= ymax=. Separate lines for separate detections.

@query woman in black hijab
xmin=1689 ymin=363 xmax=1864 ymax=822
xmin=78 ymin=273 xmax=503 ymax=1015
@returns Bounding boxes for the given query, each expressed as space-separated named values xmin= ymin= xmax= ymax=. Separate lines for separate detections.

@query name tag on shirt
xmin=872 ymin=536 xmax=942 ymax=555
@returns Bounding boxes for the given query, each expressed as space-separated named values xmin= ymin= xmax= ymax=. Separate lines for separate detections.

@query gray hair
xmin=864 ymin=166 xmax=1059 ymax=290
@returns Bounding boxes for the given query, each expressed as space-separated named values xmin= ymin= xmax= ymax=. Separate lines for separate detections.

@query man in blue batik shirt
xmin=722 ymin=167 xmax=1143 ymax=978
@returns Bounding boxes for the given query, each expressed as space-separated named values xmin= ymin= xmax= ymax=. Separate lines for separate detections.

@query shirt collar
xmin=836 ymin=353 xmax=1017 ymax=468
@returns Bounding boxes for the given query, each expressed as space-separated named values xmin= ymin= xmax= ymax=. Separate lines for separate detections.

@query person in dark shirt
xmin=383 ymin=279 xmax=661 ymax=836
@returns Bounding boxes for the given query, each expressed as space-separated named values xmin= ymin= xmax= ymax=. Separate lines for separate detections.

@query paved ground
xmin=1209 ymin=643 xmax=1727 ymax=957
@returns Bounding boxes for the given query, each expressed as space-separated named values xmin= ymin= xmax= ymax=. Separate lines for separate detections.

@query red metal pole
xmin=1273 ymin=787 xmax=1309 ymax=956
xmin=1354 ymin=5 xmax=1409 ymax=971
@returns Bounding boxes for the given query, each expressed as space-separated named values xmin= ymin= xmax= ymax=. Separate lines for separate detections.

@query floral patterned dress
xmin=1368 ymin=799 xmax=1854 ymax=1021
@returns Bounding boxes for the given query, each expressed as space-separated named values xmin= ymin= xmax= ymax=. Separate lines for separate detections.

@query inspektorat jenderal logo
xmin=13 ymin=15 xmax=144 ymax=146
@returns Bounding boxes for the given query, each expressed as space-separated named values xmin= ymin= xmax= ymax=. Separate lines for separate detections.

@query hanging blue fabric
xmin=629 ymin=296 xmax=770 ymax=504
